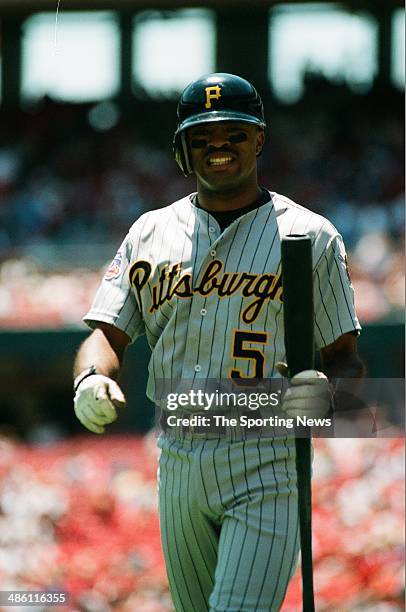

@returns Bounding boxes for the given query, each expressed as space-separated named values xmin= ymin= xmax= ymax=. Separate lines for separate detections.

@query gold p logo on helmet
xmin=205 ymin=85 xmax=222 ymax=109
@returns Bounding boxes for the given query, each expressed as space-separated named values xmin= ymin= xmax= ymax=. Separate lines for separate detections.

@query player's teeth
xmin=209 ymin=157 xmax=233 ymax=165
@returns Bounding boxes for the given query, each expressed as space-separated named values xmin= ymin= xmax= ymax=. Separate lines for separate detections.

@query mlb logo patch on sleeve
xmin=104 ymin=251 xmax=123 ymax=280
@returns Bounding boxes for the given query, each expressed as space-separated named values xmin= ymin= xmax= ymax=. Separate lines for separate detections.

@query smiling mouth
xmin=207 ymin=155 xmax=234 ymax=166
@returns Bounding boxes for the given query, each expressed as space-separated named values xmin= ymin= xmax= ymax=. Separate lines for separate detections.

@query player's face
xmin=187 ymin=122 xmax=264 ymax=194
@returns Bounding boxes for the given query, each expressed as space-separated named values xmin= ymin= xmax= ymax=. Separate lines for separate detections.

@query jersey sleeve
xmin=313 ymin=233 xmax=361 ymax=349
xmin=83 ymin=233 xmax=145 ymax=342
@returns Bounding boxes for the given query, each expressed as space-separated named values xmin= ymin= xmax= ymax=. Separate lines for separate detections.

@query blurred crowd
xmin=0 ymin=88 xmax=404 ymax=327
xmin=0 ymin=434 xmax=171 ymax=611
xmin=0 ymin=434 xmax=403 ymax=611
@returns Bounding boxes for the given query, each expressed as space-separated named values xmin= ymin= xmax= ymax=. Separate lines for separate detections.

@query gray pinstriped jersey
xmin=84 ymin=190 xmax=360 ymax=401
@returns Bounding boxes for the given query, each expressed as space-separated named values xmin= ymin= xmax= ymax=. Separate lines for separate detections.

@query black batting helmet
xmin=173 ymin=73 xmax=266 ymax=176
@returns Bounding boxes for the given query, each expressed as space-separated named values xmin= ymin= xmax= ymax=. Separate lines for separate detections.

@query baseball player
xmin=73 ymin=73 xmax=363 ymax=611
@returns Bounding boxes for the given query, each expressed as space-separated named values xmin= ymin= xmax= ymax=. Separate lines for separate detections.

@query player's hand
xmin=276 ymin=363 xmax=332 ymax=419
xmin=74 ymin=375 xmax=126 ymax=434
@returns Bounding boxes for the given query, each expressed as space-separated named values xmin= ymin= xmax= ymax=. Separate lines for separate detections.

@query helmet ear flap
xmin=255 ymin=129 xmax=265 ymax=158
xmin=174 ymin=130 xmax=193 ymax=177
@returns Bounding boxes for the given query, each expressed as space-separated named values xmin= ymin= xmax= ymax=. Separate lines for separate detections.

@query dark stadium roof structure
xmin=0 ymin=0 xmax=403 ymax=11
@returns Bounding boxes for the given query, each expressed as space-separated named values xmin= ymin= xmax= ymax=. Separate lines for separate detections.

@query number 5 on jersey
xmin=230 ymin=330 xmax=268 ymax=379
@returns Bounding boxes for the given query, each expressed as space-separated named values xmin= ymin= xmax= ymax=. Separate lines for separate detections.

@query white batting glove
xmin=74 ymin=374 xmax=126 ymax=434
xmin=276 ymin=363 xmax=333 ymax=419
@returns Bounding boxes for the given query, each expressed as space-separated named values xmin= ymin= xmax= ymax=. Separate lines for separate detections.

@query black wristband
xmin=73 ymin=365 xmax=98 ymax=395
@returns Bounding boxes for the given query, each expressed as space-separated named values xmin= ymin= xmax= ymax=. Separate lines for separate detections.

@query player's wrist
xmin=73 ymin=365 xmax=98 ymax=395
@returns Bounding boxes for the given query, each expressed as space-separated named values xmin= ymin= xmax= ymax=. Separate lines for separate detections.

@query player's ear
xmin=255 ymin=129 xmax=265 ymax=157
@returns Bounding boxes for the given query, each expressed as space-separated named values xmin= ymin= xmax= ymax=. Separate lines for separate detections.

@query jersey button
xmin=200 ymin=308 xmax=207 ymax=316
xmin=210 ymin=249 xmax=216 ymax=257
xmin=209 ymin=226 xmax=216 ymax=233
xmin=194 ymin=365 xmax=201 ymax=372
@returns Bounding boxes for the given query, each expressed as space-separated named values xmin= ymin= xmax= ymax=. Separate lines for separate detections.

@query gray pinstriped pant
xmin=158 ymin=434 xmax=300 ymax=611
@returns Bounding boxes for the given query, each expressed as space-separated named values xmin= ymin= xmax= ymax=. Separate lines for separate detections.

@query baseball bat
xmin=281 ymin=235 xmax=315 ymax=612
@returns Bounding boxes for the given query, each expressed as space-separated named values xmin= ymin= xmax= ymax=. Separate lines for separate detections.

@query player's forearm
xmin=322 ymin=351 xmax=365 ymax=380
xmin=74 ymin=327 xmax=126 ymax=379
xmin=322 ymin=350 xmax=366 ymax=417
xmin=320 ymin=332 xmax=365 ymax=381
xmin=318 ymin=332 xmax=365 ymax=414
